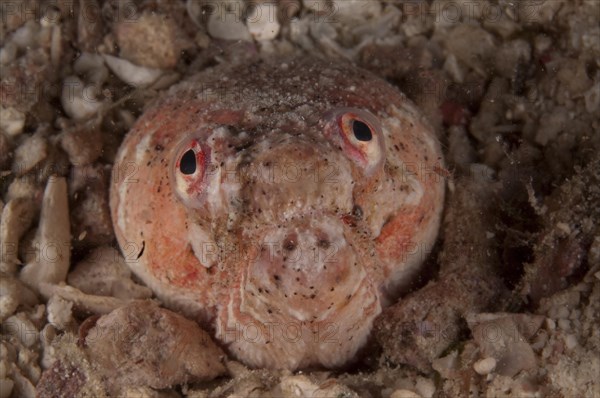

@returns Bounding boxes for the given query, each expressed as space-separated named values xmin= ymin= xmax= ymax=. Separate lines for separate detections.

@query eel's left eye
xmin=170 ymin=137 xmax=211 ymax=208
xmin=325 ymin=108 xmax=385 ymax=176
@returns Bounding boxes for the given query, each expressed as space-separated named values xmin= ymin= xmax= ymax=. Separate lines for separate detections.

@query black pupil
xmin=180 ymin=149 xmax=197 ymax=175
xmin=352 ymin=120 xmax=372 ymax=141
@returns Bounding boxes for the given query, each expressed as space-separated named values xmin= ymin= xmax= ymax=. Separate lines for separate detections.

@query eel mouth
xmin=239 ymin=214 xmax=371 ymax=323
xmin=214 ymin=212 xmax=382 ymax=369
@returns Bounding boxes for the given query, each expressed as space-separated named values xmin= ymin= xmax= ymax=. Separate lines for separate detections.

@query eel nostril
xmin=317 ymin=238 xmax=330 ymax=249
xmin=352 ymin=205 xmax=363 ymax=220
xmin=283 ymin=238 xmax=297 ymax=251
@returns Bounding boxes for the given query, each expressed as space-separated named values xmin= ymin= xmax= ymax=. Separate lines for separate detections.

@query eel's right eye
xmin=171 ymin=137 xmax=211 ymax=208
xmin=180 ymin=149 xmax=197 ymax=175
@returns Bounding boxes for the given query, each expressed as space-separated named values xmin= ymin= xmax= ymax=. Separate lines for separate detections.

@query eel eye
xmin=170 ymin=137 xmax=210 ymax=208
xmin=325 ymin=108 xmax=385 ymax=176
xmin=180 ymin=149 xmax=197 ymax=175
xmin=351 ymin=120 xmax=373 ymax=142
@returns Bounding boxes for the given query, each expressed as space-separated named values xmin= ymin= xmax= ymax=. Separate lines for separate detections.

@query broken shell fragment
xmin=102 ymin=55 xmax=164 ymax=89
xmin=0 ymin=198 xmax=36 ymax=274
xmin=38 ymin=283 xmax=127 ymax=315
xmin=20 ymin=177 xmax=70 ymax=290
xmin=83 ymin=301 xmax=226 ymax=394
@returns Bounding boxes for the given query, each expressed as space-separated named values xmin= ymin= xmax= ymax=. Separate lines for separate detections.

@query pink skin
xmin=110 ymin=57 xmax=445 ymax=370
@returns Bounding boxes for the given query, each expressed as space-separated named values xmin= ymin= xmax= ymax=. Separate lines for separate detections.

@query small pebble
xmin=2 ymin=313 xmax=39 ymax=348
xmin=74 ymin=53 xmax=108 ymax=84
xmin=61 ymin=76 xmax=103 ymax=120
xmin=0 ymin=107 xmax=25 ymax=136
xmin=0 ymin=198 xmax=36 ymax=274
xmin=11 ymin=20 xmax=39 ymax=49
xmin=390 ymin=389 xmax=422 ymax=398
xmin=531 ymin=330 xmax=548 ymax=351
xmin=585 ymin=83 xmax=600 ymax=113
xmin=302 ymin=0 xmax=330 ymax=13
xmin=432 ymin=350 xmax=458 ymax=379
xmin=474 ymin=357 xmax=497 ymax=375
xmin=556 ymin=306 xmax=570 ymax=319
xmin=0 ymin=41 xmax=17 ymax=65
xmin=207 ymin=3 xmax=252 ymax=41
xmin=114 ymin=11 xmax=187 ymax=69
xmin=12 ymin=133 xmax=47 ymax=176
xmin=46 ymin=295 xmax=73 ymax=330
xmin=332 ymin=0 xmax=382 ymax=23
xmin=564 ymin=334 xmax=578 ymax=350
xmin=569 ymin=309 xmax=581 ymax=320
xmin=443 ymin=54 xmax=464 ymax=83
xmin=534 ymin=34 xmax=553 ymax=56
xmin=556 ymin=222 xmax=571 ymax=235
xmin=0 ymin=378 xmax=14 ymax=398
xmin=0 ymin=276 xmax=20 ymax=322
xmin=415 ymin=377 xmax=435 ymax=398
xmin=0 ymin=359 xmax=7 ymax=379
xmin=558 ymin=318 xmax=571 ymax=331
xmin=247 ymin=2 xmax=280 ymax=41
